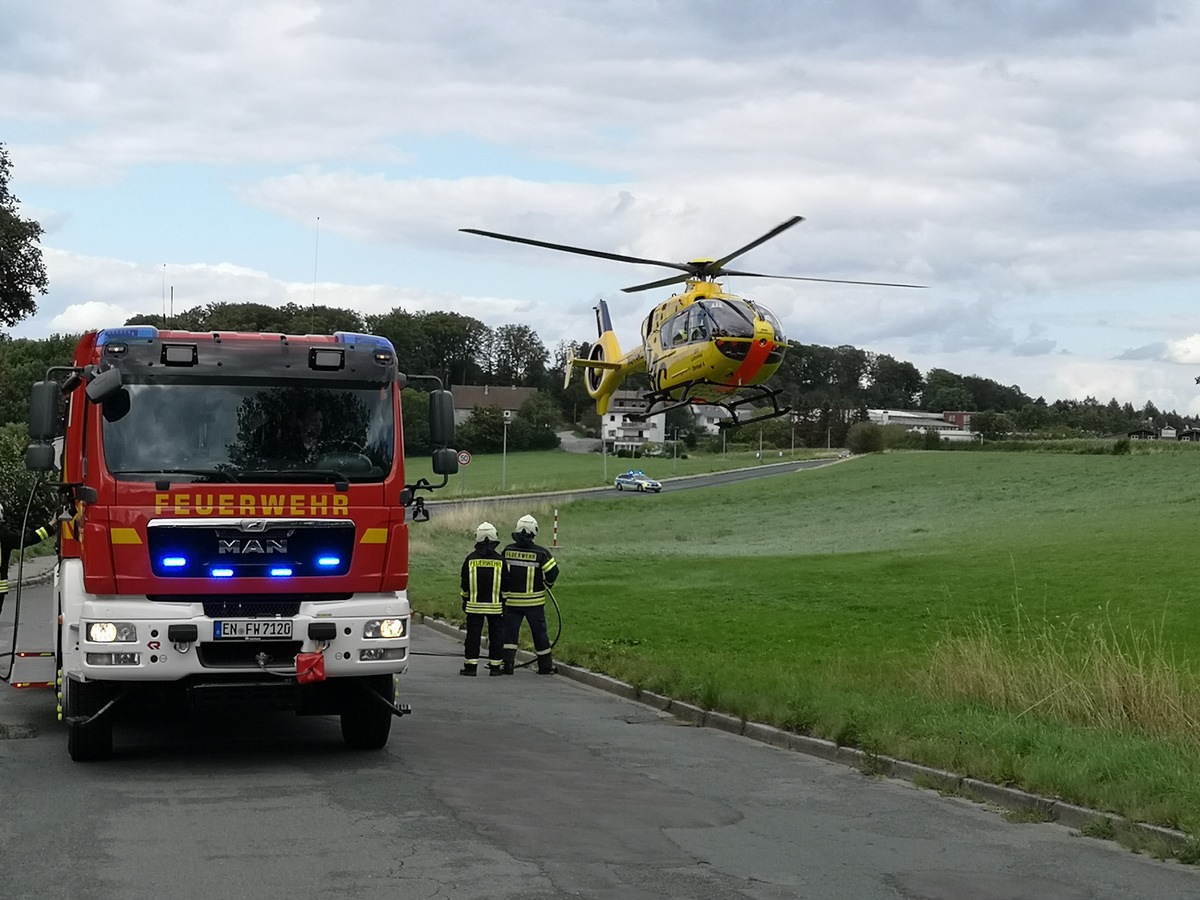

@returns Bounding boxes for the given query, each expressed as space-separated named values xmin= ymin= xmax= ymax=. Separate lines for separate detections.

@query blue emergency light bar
xmin=97 ymin=326 xmax=159 ymax=346
xmin=334 ymin=331 xmax=396 ymax=353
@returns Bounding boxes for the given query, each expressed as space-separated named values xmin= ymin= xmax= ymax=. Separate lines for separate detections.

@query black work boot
xmin=459 ymin=664 xmax=477 ymax=676
xmin=488 ymin=666 xmax=504 ymax=677
xmin=501 ymin=655 xmax=515 ymax=675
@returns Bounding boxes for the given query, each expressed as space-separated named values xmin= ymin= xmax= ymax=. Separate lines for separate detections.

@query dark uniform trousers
xmin=460 ymin=544 xmax=506 ymax=673
xmin=501 ymin=540 xmax=560 ymax=673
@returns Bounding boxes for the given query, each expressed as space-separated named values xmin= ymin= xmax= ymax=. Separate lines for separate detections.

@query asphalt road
xmin=430 ymin=458 xmax=842 ymax=515
xmin=2 ymin=585 xmax=1197 ymax=899
xmin=642 ymin=457 xmax=838 ymax=493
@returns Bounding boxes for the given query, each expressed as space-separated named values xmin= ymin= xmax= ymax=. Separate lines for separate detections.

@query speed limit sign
xmin=457 ymin=450 xmax=472 ymax=466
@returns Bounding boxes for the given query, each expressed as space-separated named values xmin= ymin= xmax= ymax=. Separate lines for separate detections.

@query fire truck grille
xmin=198 ymin=640 xmax=304 ymax=668
xmin=202 ymin=599 xmax=302 ymax=618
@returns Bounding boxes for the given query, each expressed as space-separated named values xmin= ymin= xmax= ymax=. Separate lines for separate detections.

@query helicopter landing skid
xmin=632 ymin=385 xmax=791 ymax=429
xmin=712 ymin=387 xmax=792 ymax=429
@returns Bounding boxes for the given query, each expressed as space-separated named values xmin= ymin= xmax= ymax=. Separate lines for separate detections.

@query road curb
xmin=413 ymin=611 xmax=1195 ymax=854
xmin=16 ymin=568 xmax=55 ymax=588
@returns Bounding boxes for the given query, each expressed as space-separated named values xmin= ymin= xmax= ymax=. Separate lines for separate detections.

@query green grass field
xmin=407 ymin=446 xmax=1200 ymax=843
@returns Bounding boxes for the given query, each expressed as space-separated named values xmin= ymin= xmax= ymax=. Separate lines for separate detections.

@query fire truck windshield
xmin=103 ymin=381 xmax=395 ymax=483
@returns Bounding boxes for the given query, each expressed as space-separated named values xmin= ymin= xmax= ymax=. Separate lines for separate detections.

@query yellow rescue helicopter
xmin=461 ymin=216 xmax=923 ymax=427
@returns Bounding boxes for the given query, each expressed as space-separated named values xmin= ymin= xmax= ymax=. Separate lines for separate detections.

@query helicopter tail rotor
xmin=564 ymin=299 xmax=643 ymax=416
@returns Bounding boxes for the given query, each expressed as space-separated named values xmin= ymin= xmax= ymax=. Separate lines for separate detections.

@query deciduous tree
xmin=0 ymin=144 xmax=48 ymax=329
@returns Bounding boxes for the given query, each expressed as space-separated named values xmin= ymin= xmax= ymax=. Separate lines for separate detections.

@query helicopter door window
xmin=668 ymin=314 xmax=688 ymax=347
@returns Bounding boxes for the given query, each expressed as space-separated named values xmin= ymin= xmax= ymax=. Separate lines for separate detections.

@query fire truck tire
xmin=340 ymin=675 xmax=394 ymax=750
xmin=65 ymin=678 xmax=113 ymax=762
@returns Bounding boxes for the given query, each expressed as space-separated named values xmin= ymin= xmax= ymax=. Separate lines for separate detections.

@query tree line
xmin=1 ymin=301 xmax=1190 ymax=453
xmin=0 ymin=147 xmax=1188 ymax=452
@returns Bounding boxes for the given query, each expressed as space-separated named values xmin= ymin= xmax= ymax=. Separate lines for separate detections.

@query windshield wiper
xmin=237 ymin=468 xmax=351 ymax=487
xmin=110 ymin=468 xmax=241 ymax=483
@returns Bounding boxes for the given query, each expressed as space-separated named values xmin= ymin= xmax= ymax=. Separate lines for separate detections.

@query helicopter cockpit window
xmin=757 ymin=306 xmax=786 ymax=342
xmin=698 ymin=300 xmax=755 ymax=339
xmin=687 ymin=309 xmax=709 ymax=343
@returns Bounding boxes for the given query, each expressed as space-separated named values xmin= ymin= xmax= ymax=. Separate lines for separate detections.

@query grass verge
xmin=407 ymin=448 xmax=1200 ymax=840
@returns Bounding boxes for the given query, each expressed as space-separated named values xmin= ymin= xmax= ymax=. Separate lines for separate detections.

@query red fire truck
xmin=12 ymin=325 xmax=457 ymax=760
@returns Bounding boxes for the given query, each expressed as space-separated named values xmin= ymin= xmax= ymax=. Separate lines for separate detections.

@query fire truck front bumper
xmin=69 ymin=593 xmax=411 ymax=682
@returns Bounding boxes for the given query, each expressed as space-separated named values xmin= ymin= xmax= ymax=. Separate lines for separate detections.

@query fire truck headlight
xmin=87 ymin=622 xmax=138 ymax=643
xmin=363 ymin=618 xmax=406 ymax=639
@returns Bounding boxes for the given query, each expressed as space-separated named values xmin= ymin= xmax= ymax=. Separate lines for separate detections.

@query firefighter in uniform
xmin=0 ymin=501 xmax=56 ymax=616
xmin=501 ymin=514 xmax=560 ymax=675
xmin=459 ymin=522 xmax=507 ymax=676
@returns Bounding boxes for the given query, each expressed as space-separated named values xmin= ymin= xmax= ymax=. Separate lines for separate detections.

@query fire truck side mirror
xmin=29 ymin=380 xmax=62 ymax=442
xmin=432 ymin=447 xmax=459 ymax=476
xmin=429 ymin=390 xmax=455 ymax=447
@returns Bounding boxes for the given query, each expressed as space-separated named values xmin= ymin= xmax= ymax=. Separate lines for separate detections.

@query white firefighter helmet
xmin=514 ymin=514 xmax=539 ymax=536
xmin=475 ymin=522 xmax=499 ymax=543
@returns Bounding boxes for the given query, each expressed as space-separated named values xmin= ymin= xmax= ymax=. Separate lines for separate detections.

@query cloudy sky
xmin=4 ymin=0 xmax=1200 ymax=412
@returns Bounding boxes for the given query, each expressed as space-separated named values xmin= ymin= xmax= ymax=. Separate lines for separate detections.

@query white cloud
xmin=5 ymin=0 xmax=1200 ymax=414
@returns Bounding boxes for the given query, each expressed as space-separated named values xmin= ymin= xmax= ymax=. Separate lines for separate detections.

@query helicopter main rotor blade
xmin=719 ymin=269 xmax=927 ymax=289
xmin=621 ymin=273 xmax=693 ymax=294
xmin=709 ymin=215 xmax=805 ymax=271
xmin=460 ymin=228 xmax=692 ymax=273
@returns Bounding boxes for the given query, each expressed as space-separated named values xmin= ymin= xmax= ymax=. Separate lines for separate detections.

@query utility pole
xmin=502 ymin=411 xmax=510 ymax=490
xmin=602 ymin=418 xmax=608 ymax=483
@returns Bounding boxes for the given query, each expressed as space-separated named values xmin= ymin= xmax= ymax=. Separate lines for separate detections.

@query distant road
xmin=642 ymin=457 xmax=839 ymax=493
xmin=429 ymin=457 xmax=842 ymax=512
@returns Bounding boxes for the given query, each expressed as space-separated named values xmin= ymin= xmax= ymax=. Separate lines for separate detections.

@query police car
xmin=614 ymin=470 xmax=662 ymax=493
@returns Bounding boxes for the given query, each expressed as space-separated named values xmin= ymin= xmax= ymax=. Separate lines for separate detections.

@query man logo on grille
xmin=218 ymin=539 xmax=287 ymax=554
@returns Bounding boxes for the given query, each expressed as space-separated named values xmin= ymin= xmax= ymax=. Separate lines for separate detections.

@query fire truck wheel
xmin=65 ymin=678 xmax=114 ymax=762
xmin=340 ymin=675 xmax=394 ymax=750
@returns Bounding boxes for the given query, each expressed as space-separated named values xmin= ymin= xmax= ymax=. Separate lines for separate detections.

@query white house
xmin=603 ymin=390 xmax=666 ymax=452
xmin=689 ymin=406 xmax=731 ymax=435
xmin=867 ymin=408 xmax=977 ymax=443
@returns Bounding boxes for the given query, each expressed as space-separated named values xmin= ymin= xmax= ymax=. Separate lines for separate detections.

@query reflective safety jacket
xmin=501 ymin=539 xmax=559 ymax=607
xmin=460 ymin=541 xmax=505 ymax=615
